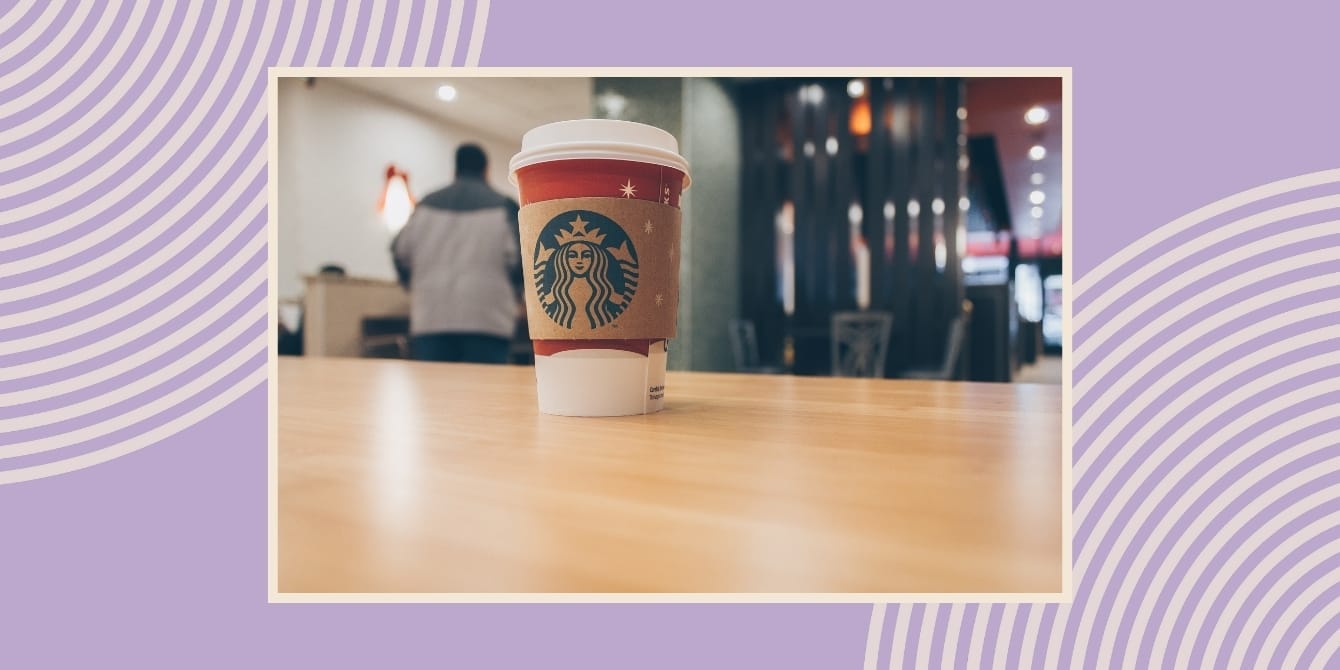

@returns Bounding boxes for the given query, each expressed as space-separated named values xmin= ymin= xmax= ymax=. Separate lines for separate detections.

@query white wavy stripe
xmin=0 ymin=0 xmax=254 ymax=232
xmin=863 ymin=603 xmax=887 ymax=670
xmin=941 ymin=605 xmax=965 ymax=669
xmin=1076 ymin=263 xmax=1340 ymax=454
xmin=1076 ymin=291 xmax=1340 ymax=489
xmin=1118 ymin=348 xmax=1340 ymax=653
xmin=441 ymin=0 xmax=465 ymax=65
xmin=0 ymin=1 xmax=67 ymax=62
xmin=887 ymin=605 xmax=911 ymax=670
xmin=411 ymin=0 xmax=438 ymax=65
xmin=0 ymin=221 xmax=266 ymax=379
xmin=0 ymin=176 xmax=265 ymax=355
xmin=1180 ymin=473 xmax=1340 ymax=668
xmin=0 ymin=257 xmax=264 ymax=404
xmin=991 ymin=606 xmax=1017 ymax=669
xmin=1075 ymin=211 xmax=1340 ymax=389
xmin=0 ymin=0 xmax=274 ymax=219
xmin=0 ymin=367 xmax=265 ymax=485
xmin=1077 ymin=378 xmax=1340 ymax=667
xmin=0 ymin=279 xmax=266 ymax=432
xmin=1141 ymin=428 xmax=1340 ymax=664
xmin=1313 ymin=623 xmax=1340 ymax=670
xmin=329 ymin=2 xmax=359 ymax=66
xmin=0 ymin=0 xmax=157 ymax=153
xmin=1044 ymin=606 xmax=1067 ymax=669
xmin=0 ymin=322 xmax=266 ymax=455
xmin=1225 ymin=533 xmax=1340 ymax=669
xmin=465 ymin=0 xmax=490 ymax=66
xmin=964 ymin=604 xmax=989 ymax=670
xmin=913 ymin=606 xmax=936 ymax=669
xmin=1016 ymin=601 xmax=1043 ymax=670
xmin=1259 ymin=533 xmax=1340 ymax=670
xmin=1281 ymin=597 xmax=1340 ymax=670
xmin=273 ymin=2 xmax=303 ymax=70
xmin=308 ymin=0 xmax=335 ymax=64
xmin=1074 ymin=169 xmax=1340 ymax=298
xmin=356 ymin=0 xmax=387 ymax=66
xmin=384 ymin=0 xmax=412 ymax=65
xmin=0 ymin=143 xmax=265 ymax=322
xmin=0 ymin=0 xmax=97 ymax=94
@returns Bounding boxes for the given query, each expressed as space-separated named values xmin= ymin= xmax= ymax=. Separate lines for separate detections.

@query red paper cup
xmin=510 ymin=120 xmax=689 ymax=416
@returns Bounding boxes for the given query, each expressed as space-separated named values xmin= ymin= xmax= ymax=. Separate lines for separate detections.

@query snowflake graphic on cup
xmin=533 ymin=211 xmax=639 ymax=330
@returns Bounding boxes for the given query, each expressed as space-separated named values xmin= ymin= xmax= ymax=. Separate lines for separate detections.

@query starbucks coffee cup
xmin=509 ymin=120 xmax=689 ymax=416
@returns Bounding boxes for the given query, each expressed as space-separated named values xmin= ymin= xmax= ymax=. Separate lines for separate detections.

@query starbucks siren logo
xmin=533 ymin=210 xmax=639 ymax=330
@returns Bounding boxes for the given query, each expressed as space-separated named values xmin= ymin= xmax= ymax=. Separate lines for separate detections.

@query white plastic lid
xmin=508 ymin=119 xmax=691 ymax=188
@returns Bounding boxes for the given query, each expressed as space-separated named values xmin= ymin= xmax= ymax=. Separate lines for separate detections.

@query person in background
xmin=391 ymin=144 xmax=522 ymax=364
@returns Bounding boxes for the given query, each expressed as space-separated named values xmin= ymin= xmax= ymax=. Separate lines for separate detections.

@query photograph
xmin=272 ymin=72 xmax=1067 ymax=596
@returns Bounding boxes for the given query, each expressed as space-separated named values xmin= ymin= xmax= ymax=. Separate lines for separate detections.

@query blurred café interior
xmin=277 ymin=75 xmax=1064 ymax=383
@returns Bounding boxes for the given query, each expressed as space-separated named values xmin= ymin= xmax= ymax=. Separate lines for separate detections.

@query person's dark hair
xmin=455 ymin=143 xmax=487 ymax=177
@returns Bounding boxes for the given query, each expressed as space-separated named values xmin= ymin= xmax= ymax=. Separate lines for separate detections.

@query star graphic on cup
xmin=619 ymin=179 xmax=637 ymax=198
xmin=655 ymin=293 xmax=664 ymax=307
xmin=643 ymin=220 xmax=653 ymax=234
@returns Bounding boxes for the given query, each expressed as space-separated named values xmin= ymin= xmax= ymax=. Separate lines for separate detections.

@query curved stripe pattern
xmin=862 ymin=168 xmax=1340 ymax=668
xmin=4 ymin=2 xmax=1336 ymax=666
xmin=0 ymin=0 xmax=493 ymax=484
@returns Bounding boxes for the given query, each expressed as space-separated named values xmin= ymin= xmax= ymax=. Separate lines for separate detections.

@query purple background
xmin=3 ymin=1 xmax=1338 ymax=667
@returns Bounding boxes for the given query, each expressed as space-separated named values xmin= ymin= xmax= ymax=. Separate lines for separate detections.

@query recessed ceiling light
xmin=436 ymin=84 xmax=458 ymax=101
xmin=1029 ymin=145 xmax=1047 ymax=161
xmin=1029 ymin=190 xmax=1046 ymax=205
xmin=1031 ymin=206 xmax=1044 ymax=218
xmin=1025 ymin=106 xmax=1049 ymax=125
xmin=1031 ymin=172 xmax=1045 ymax=185
xmin=847 ymin=79 xmax=865 ymax=98
xmin=931 ymin=198 xmax=946 ymax=215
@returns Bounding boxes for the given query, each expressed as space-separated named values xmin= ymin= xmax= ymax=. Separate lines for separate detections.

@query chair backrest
xmin=831 ymin=311 xmax=894 ymax=378
xmin=728 ymin=318 xmax=761 ymax=372
xmin=938 ymin=316 xmax=966 ymax=379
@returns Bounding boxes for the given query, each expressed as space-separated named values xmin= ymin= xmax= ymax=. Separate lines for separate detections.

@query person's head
xmin=455 ymin=143 xmax=487 ymax=178
xmin=564 ymin=241 xmax=596 ymax=277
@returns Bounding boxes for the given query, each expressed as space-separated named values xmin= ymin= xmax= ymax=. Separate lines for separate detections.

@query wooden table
xmin=277 ymin=358 xmax=1062 ymax=594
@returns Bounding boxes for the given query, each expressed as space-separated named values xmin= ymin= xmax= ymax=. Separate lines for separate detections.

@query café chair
xmin=360 ymin=315 xmax=410 ymax=359
xmin=902 ymin=312 xmax=969 ymax=381
xmin=830 ymin=311 xmax=893 ymax=378
xmin=728 ymin=319 xmax=785 ymax=374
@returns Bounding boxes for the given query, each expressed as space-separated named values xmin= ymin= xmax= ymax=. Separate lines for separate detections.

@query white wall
xmin=277 ymin=79 xmax=523 ymax=300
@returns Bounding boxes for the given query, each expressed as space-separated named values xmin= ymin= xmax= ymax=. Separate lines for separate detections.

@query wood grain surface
xmin=277 ymin=357 xmax=1062 ymax=594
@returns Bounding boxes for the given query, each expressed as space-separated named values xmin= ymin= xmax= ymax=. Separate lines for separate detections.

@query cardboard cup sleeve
xmin=519 ymin=197 xmax=680 ymax=341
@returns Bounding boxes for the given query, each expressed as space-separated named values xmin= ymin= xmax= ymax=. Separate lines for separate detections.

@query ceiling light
xmin=436 ymin=84 xmax=458 ymax=101
xmin=1029 ymin=190 xmax=1046 ymax=205
xmin=931 ymin=198 xmax=945 ymax=215
xmin=1025 ymin=106 xmax=1050 ymax=125
xmin=848 ymin=203 xmax=863 ymax=224
xmin=1031 ymin=172 xmax=1045 ymax=185
xmin=1031 ymin=206 xmax=1043 ymax=218
xmin=847 ymin=79 xmax=865 ymax=98
xmin=1029 ymin=145 xmax=1047 ymax=161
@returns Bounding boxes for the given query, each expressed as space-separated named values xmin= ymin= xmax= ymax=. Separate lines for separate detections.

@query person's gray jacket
xmin=391 ymin=177 xmax=521 ymax=338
